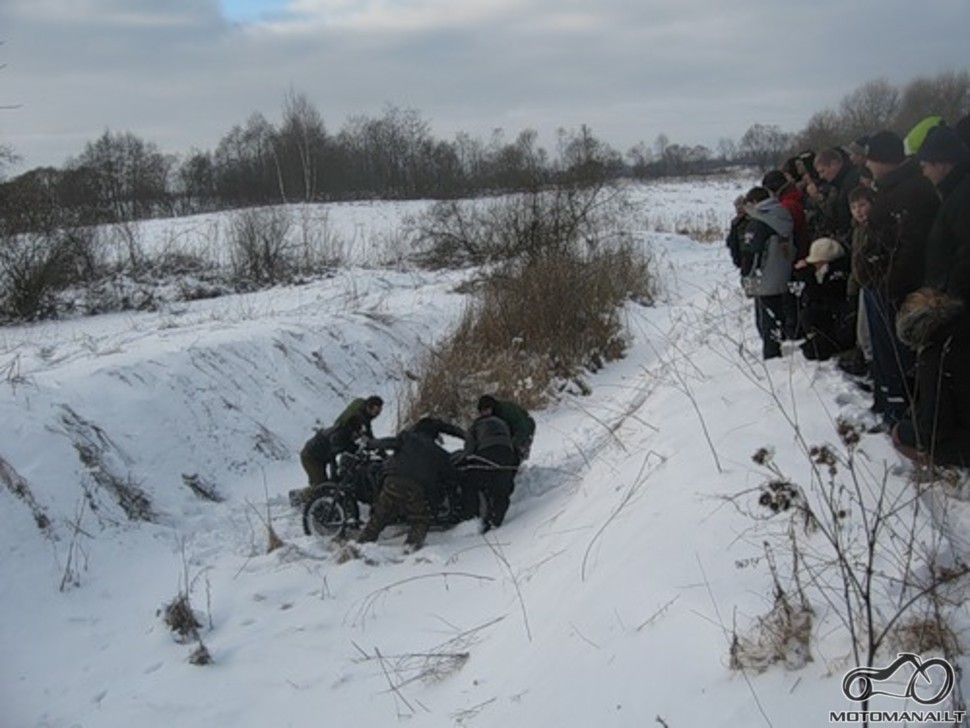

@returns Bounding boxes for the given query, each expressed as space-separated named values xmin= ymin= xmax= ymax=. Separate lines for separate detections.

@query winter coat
xmin=799 ymin=256 xmax=854 ymax=360
xmin=891 ymin=163 xmax=970 ymax=467
xmin=492 ymin=400 xmax=536 ymax=451
xmin=922 ymin=162 xmax=970 ymax=303
xmin=856 ymin=159 xmax=940 ymax=302
xmin=465 ymin=415 xmax=514 ymax=456
xmin=331 ymin=397 xmax=378 ymax=451
xmin=804 ymin=255 xmax=850 ymax=312
xmin=369 ymin=430 xmax=458 ymax=499
xmin=895 ymin=292 xmax=970 ymax=467
xmin=816 ymin=163 xmax=861 ymax=241
xmin=848 ymin=219 xmax=870 ymax=299
xmin=302 ymin=426 xmax=335 ymax=464
xmin=777 ymin=184 xmax=809 ymax=258
xmin=725 ymin=213 xmax=749 ymax=270
xmin=742 ymin=198 xmax=795 ymax=297
xmin=804 ymin=180 xmax=837 ymax=242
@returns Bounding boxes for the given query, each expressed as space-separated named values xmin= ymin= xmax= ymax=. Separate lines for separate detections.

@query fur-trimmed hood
xmin=895 ymin=287 xmax=966 ymax=349
xmin=745 ymin=197 xmax=793 ymax=239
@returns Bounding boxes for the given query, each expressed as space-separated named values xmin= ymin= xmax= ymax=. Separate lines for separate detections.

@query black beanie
xmin=865 ymin=130 xmax=905 ymax=164
xmin=917 ymin=125 xmax=970 ymax=165
xmin=956 ymin=114 xmax=970 ymax=149
xmin=761 ymin=170 xmax=788 ymax=193
xmin=477 ymin=395 xmax=497 ymax=412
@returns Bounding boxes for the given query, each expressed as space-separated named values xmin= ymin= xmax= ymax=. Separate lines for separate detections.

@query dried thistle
xmin=757 ymin=480 xmax=801 ymax=514
xmin=752 ymin=447 xmax=772 ymax=466
xmin=810 ymin=445 xmax=838 ymax=476
xmin=836 ymin=418 xmax=861 ymax=448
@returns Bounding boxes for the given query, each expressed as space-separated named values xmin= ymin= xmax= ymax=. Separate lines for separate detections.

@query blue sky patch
xmin=220 ymin=0 xmax=289 ymax=24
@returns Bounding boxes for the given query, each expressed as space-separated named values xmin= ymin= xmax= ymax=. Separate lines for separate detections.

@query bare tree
xmin=717 ymin=137 xmax=738 ymax=163
xmin=839 ymin=78 xmax=900 ymax=138
xmin=278 ymin=89 xmax=328 ymax=202
xmin=897 ymin=70 xmax=970 ymax=132
xmin=481 ymin=128 xmax=547 ymax=191
xmin=0 ymin=143 xmax=19 ymax=181
xmin=213 ymin=112 xmax=284 ymax=205
xmin=70 ymin=130 xmax=172 ymax=222
xmin=795 ymin=109 xmax=845 ymax=153
xmin=739 ymin=123 xmax=794 ymax=172
xmin=176 ymin=149 xmax=217 ymax=214
xmin=556 ymin=124 xmax=621 ymax=183
xmin=626 ymin=141 xmax=653 ymax=178
xmin=653 ymin=133 xmax=670 ymax=162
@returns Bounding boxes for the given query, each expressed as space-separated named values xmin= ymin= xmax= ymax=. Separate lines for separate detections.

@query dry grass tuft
xmin=403 ymin=243 xmax=655 ymax=422
xmin=730 ymin=588 xmax=814 ymax=673
xmin=161 ymin=593 xmax=202 ymax=644
xmin=890 ymin=616 xmax=961 ymax=657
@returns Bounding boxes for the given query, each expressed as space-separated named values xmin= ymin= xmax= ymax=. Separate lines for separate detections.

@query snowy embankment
xmin=2 ymin=180 xmax=968 ymax=728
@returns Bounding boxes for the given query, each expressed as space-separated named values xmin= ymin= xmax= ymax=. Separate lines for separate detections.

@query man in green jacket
xmin=292 ymin=395 xmax=384 ymax=505
xmin=477 ymin=395 xmax=535 ymax=464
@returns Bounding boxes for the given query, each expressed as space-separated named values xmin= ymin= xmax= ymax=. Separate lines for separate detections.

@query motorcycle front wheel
xmin=302 ymin=486 xmax=351 ymax=538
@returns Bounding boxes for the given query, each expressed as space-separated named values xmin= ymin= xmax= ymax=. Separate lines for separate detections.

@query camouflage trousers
xmin=358 ymin=475 xmax=429 ymax=548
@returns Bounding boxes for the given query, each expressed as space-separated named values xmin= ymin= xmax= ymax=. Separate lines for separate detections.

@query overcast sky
xmin=2 ymin=0 xmax=969 ymax=172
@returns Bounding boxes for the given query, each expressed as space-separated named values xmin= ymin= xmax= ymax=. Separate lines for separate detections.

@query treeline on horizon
xmin=1 ymin=70 xmax=968 ymax=233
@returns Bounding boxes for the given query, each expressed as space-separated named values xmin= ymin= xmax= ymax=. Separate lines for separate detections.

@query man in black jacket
xmin=893 ymin=126 xmax=970 ymax=467
xmin=855 ymin=131 xmax=940 ymax=427
xmin=356 ymin=417 xmax=461 ymax=551
xmin=462 ymin=402 xmax=518 ymax=530
xmin=809 ymin=147 xmax=861 ymax=242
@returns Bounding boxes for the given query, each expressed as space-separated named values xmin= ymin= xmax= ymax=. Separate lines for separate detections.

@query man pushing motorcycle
xmin=356 ymin=417 xmax=464 ymax=552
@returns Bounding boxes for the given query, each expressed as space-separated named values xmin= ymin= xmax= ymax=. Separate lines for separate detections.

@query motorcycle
xmin=298 ymin=446 xmax=464 ymax=539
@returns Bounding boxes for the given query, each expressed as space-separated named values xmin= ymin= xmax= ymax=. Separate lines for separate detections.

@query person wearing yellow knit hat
xmin=892 ymin=124 xmax=970 ymax=468
xmin=903 ymin=115 xmax=943 ymax=156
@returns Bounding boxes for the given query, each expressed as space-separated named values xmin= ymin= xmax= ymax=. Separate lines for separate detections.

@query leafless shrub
xmin=0 ymin=230 xmax=75 ymax=320
xmin=229 ymin=207 xmax=295 ymax=285
xmin=735 ymin=417 xmax=970 ymax=716
xmin=294 ymin=206 xmax=348 ymax=271
xmin=107 ymin=220 xmax=145 ymax=273
xmin=408 ymin=182 xmax=631 ymax=269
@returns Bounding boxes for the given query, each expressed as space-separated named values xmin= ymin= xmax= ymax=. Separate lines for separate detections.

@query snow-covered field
xmin=2 ymin=178 xmax=968 ymax=728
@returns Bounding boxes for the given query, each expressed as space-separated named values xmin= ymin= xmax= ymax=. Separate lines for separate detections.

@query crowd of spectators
xmin=727 ymin=114 xmax=970 ymax=470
